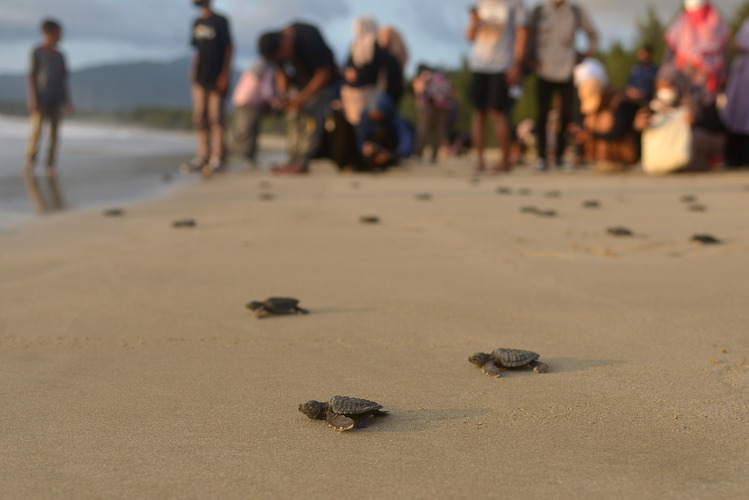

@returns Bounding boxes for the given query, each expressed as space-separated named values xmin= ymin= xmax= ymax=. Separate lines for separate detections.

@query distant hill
xmin=0 ymin=57 xmax=238 ymax=112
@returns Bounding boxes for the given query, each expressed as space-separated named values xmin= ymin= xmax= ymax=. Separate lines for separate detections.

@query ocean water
xmin=0 ymin=114 xmax=196 ymax=228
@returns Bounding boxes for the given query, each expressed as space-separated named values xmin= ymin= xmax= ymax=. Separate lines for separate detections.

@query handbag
xmin=642 ymin=107 xmax=692 ymax=175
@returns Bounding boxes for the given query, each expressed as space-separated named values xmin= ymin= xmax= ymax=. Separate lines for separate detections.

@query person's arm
xmin=285 ymin=65 xmax=332 ymax=110
xmin=215 ymin=18 xmax=233 ymax=94
xmin=216 ymin=44 xmax=233 ymax=94
xmin=466 ymin=8 xmax=481 ymax=42
xmin=61 ymin=53 xmax=73 ymax=115
xmin=580 ymin=9 xmax=599 ymax=57
xmin=26 ymin=50 xmax=38 ymax=113
xmin=507 ymin=26 xmax=527 ymax=85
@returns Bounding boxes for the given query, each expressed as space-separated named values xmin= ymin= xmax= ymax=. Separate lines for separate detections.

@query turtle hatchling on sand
xmin=299 ymin=396 xmax=388 ymax=431
xmin=246 ymin=297 xmax=309 ymax=319
xmin=469 ymin=348 xmax=548 ymax=377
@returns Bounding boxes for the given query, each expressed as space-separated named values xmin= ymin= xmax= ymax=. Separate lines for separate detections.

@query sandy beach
xmin=1 ymin=158 xmax=747 ymax=498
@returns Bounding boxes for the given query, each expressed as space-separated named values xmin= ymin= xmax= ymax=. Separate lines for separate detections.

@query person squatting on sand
xmin=466 ymin=0 xmax=527 ymax=174
xmin=525 ymin=0 xmax=598 ymax=171
xmin=571 ymin=60 xmax=640 ymax=174
xmin=412 ymin=64 xmax=455 ymax=163
xmin=182 ymin=0 xmax=234 ymax=175
xmin=259 ymin=23 xmax=338 ymax=175
xmin=24 ymin=18 xmax=73 ymax=177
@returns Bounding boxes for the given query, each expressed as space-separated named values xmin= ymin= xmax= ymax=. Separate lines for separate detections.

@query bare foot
xmin=46 ymin=166 xmax=58 ymax=177
xmin=271 ymin=163 xmax=308 ymax=175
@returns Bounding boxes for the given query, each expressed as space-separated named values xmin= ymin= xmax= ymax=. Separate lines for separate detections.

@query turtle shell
xmin=264 ymin=297 xmax=300 ymax=313
xmin=494 ymin=348 xmax=540 ymax=368
xmin=329 ymin=396 xmax=383 ymax=415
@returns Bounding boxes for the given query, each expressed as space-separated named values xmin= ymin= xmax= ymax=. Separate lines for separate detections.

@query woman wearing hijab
xmin=341 ymin=17 xmax=403 ymax=125
xmin=721 ymin=18 xmax=749 ymax=166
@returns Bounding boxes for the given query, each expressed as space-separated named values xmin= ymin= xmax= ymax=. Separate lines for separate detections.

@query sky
xmin=0 ymin=0 xmax=745 ymax=76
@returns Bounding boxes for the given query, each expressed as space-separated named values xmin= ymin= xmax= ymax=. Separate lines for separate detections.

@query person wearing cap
xmin=258 ymin=23 xmax=338 ymax=174
xmin=526 ymin=0 xmax=598 ymax=170
xmin=181 ymin=0 xmax=233 ymax=176
xmin=571 ymin=72 xmax=640 ymax=174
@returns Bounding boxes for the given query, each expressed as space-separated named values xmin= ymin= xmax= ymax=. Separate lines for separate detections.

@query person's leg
xmin=206 ymin=89 xmax=227 ymax=168
xmin=535 ymin=77 xmax=553 ymax=167
xmin=24 ymin=111 xmax=44 ymax=174
xmin=556 ymin=79 xmax=576 ymax=165
xmin=245 ymin=106 xmax=262 ymax=164
xmin=191 ymin=84 xmax=210 ymax=163
xmin=472 ymin=111 xmax=487 ymax=172
xmin=413 ymin=106 xmax=428 ymax=159
xmin=488 ymin=110 xmax=512 ymax=171
xmin=45 ymin=106 xmax=62 ymax=176
xmin=469 ymin=73 xmax=489 ymax=172
xmin=431 ymin=107 xmax=449 ymax=162
xmin=297 ymin=86 xmax=334 ymax=170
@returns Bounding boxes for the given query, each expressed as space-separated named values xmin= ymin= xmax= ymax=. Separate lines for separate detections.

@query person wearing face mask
xmin=663 ymin=0 xmax=730 ymax=101
xmin=525 ymin=0 xmax=598 ymax=170
xmin=181 ymin=0 xmax=233 ymax=176
xmin=636 ymin=64 xmax=726 ymax=173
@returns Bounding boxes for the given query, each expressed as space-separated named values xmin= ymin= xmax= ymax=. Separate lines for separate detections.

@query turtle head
xmin=299 ymin=400 xmax=327 ymax=420
xmin=468 ymin=352 xmax=492 ymax=367
xmin=246 ymin=301 xmax=263 ymax=311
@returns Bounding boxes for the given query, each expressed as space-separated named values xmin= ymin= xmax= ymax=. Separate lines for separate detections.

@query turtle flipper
xmin=294 ymin=306 xmax=309 ymax=315
xmin=251 ymin=306 xmax=269 ymax=319
xmin=482 ymin=361 xmax=502 ymax=378
xmin=531 ymin=361 xmax=549 ymax=373
xmin=326 ymin=412 xmax=356 ymax=432
xmin=353 ymin=414 xmax=371 ymax=429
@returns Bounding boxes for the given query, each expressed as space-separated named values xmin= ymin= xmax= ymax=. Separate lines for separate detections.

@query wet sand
xmin=1 ymin=159 xmax=747 ymax=498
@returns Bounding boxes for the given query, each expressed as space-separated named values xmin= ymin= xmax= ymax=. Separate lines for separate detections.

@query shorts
xmin=469 ymin=72 xmax=510 ymax=112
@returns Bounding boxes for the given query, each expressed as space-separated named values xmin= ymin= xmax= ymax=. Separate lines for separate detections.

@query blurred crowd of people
xmin=22 ymin=0 xmax=749 ymax=178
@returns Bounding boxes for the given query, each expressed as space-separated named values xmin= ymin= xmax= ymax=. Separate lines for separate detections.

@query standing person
xmin=625 ymin=45 xmax=658 ymax=105
xmin=181 ymin=0 xmax=233 ymax=175
xmin=526 ymin=0 xmax=598 ymax=170
xmin=722 ymin=17 xmax=749 ymax=167
xmin=466 ymin=0 xmax=528 ymax=173
xmin=230 ymin=61 xmax=276 ymax=168
xmin=258 ymin=23 xmax=338 ymax=174
xmin=663 ymin=0 xmax=729 ymax=105
xmin=412 ymin=64 xmax=454 ymax=163
xmin=24 ymin=19 xmax=73 ymax=177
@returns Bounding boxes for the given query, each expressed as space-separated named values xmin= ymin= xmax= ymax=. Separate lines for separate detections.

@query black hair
xmin=41 ymin=19 xmax=61 ymax=33
xmin=258 ymin=32 xmax=282 ymax=60
xmin=416 ymin=63 xmax=431 ymax=75
xmin=641 ymin=45 xmax=654 ymax=54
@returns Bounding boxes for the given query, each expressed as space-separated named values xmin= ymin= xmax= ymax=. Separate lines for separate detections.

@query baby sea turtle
xmin=607 ymin=226 xmax=633 ymax=237
xmin=537 ymin=209 xmax=557 ymax=217
xmin=520 ymin=206 xmax=539 ymax=214
xmin=469 ymin=348 xmax=548 ymax=378
xmin=680 ymin=195 xmax=697 ymax=203
xmin=496 ymin=186 xmax=513 ymax=195
xmin=299 ymin=395 xmax=388 ymax=431
xmin=103 ymin=208 xmax=124 ymax=217
xmin=415 ymin=192 xmax=433 ymax=201
xmin=258 ymin=180 xmax=273 ymax=190
xmin=517 ymin=188 xmax=532 ymax=196
xmin=688 ymin=204 xmax=707 ymax=212
xmin=246 ymin=297 xmax=309 ymax=319
xmin=172 ymin=219 xmax=196 ymax=228
xmin=259 ymin=192 xmax=275 ymax=201
xmin=360 ymin=215 xmax=380 ymax=224
xmin=582 ymin=200 xmax=600 ymax=208
xmin=691 ymin=234 xmax=721 ymax=245
xmin=544 ymin=190 xmax=562 ymax=198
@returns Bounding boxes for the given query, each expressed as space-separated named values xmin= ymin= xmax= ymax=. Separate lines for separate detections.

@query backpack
xmin=523 ymin=3 xmax=583 ymax=73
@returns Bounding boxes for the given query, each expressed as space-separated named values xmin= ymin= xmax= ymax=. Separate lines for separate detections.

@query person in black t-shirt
xmin=259 ymin=23 xmax=338 ymax=174
xmin=181 ymin=0 xmax=233 ymax=175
